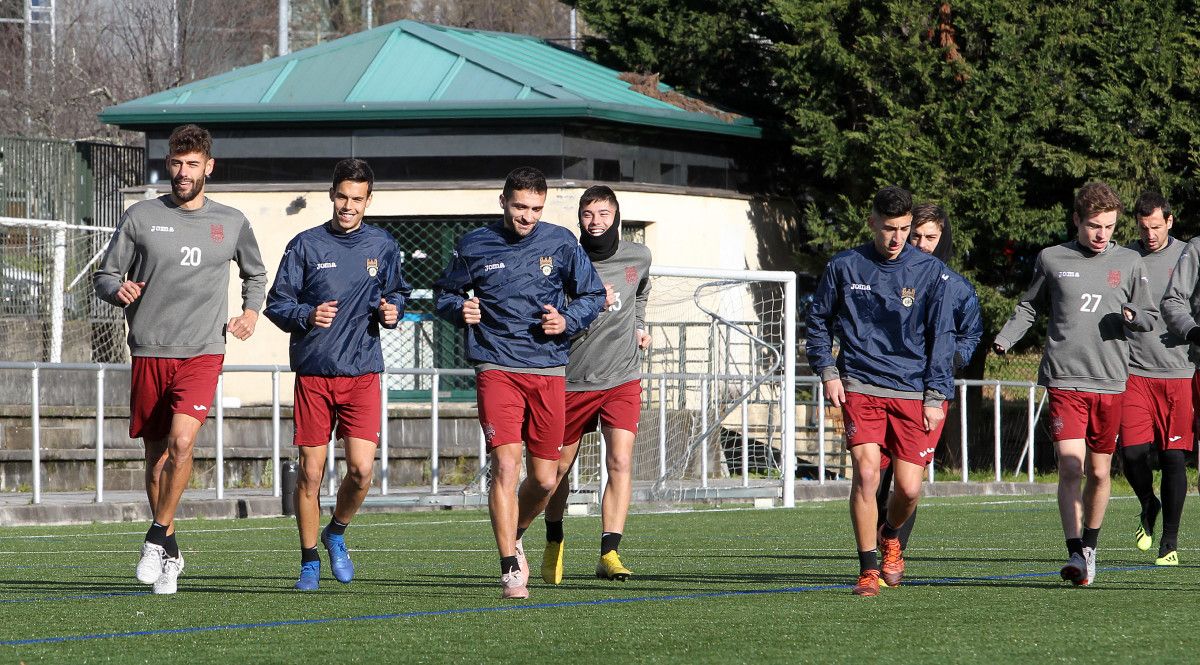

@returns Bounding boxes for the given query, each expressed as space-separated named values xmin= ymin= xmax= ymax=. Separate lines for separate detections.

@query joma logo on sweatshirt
xmin=150 ymin=225 xmax=175 ymax=233
xmin=316 ymin=262 xmax=337 ymax=270
xmin=849 ymin=283 xmax=871 ymax=291
xmin=1057 ymin=271 xmax=1080 ymax=278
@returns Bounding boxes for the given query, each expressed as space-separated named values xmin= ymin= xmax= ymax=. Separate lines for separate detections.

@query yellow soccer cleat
xmin=1135 ymin=523 xmax=1153 ymax=552
xmin=542 ymin=539 xmax=565 ymax=585
xmin=596 ymin=550 xmax=632 ymax=581
xmin=1155 ymin=550 xmax=1179 ymax=566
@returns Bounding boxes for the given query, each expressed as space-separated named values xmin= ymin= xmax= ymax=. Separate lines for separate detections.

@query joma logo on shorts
xmin=918 ymin=447 xmax=936 ymax=458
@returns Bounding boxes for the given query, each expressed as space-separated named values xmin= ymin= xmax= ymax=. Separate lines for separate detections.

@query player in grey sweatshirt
xmin=93 ymin=125 xmax=266 ymax=595
xmin=514 ymin=185 xmax=652 ymax=584
xmin=994 ymin=182 xmax=1157 ymax=586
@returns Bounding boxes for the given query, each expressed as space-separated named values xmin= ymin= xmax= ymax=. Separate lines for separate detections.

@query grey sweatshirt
xmin=1160 ymin=237 xmax=1200 ymax=367
xmin=94 ymin=195 xmax=267 ymax=358
xmin=994 ymin=240 xmax=1157 ymax=393
xmin=1126 ymin=237 xmax=1191 ymax=378
xmin=566 ymin=241 xmax=652 ymax=391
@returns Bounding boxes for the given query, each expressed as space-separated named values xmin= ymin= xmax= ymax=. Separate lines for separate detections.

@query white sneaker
xmin=1082 ymin=546 xmax=1096 ymax=586
xmin=136 ymin=542 xmax=166 ymax=585
xmin=515 ymin=538 xmax=528 ymax=577
xmin=1060 ymin=551 xmax=1087 ymax=586
xmin=500 ymin=568 xmax=528 ymax=599
xmin=153 ymin=555 xmax=185 ymax=595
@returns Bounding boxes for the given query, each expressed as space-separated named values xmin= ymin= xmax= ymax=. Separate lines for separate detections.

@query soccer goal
xmin=564 ymin=266 xmax=798 ymax=507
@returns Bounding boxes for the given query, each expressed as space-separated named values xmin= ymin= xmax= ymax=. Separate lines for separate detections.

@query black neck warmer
xmin=580 ymin=212 xmax=621 ymax=261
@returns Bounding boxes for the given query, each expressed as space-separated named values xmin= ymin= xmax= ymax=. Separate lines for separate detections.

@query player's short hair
xmin=1074 ymin=182 xmax=1122 ymax=220
xmin=331 ymin=158 xmax=374 ymax=195
xmin=502 ymin=167 xmax=547 ymax=199
xmin=167 ymin=124 xmax=212 ymax=158
xmin=912 ymin=203 xmax=947 ymax=230
xmin=870 ymin=185 xmax=913 ymax=220
xmin=578 ymin=185 xmax=620 ymax=216
xmin=1132 ymin=191 xmax=1172 ymax=220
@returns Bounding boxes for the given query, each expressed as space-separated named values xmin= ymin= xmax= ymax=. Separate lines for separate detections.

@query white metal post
xmin=700 ymin=378 xmax=709 ymax=488
xmin=50 ymin=227 xmax=65 ymax=363
xmin=1027 ymin=385 xmax=1036 ymax=483
xmin=95 ymin=368 xmax=104 ymax=503
xmin=959 ymin=382 xmax=968 ymax=483
xmin=431 ymin=373 xmax=440 ymax=494
xmin=32 ymin=367 xmax=40 ymax=504
xmin=993 ymin=381 xmax=1002 ymax=483
xmin=380 ymin=371 xmax=388 ymax=495
xmin=278 ymin=0 xmax=289 ymax=55
xmin=740 ymin=379 xmax=749 ymax=487
xmin=658 ymin=377 xmax=667 ymax=477
xmin=215 ymin=374 xmax=224 ymax=499
xmin=272 ymin=371 xmax=281 ymax=498
xmin=782 ymin=275 xmax=796 ymax=506
xmin=817 ymin=381 xmax=826 ymax=485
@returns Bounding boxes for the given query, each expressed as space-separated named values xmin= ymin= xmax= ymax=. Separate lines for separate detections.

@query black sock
xmin=1159 ymin=449 xmax=1187 ymax=552
xmin=326 ymin=518 xmax=348 ymax=537
xmin=500 ymin=556 xmax=520 ymax=574
xmin=163 ymin=533 xmax=180 ymax=559
xmin=1066 ymin=538 xmax=1083 ymax=556
xmin=545 ymin=520 xmax=564 ymax=543
xmin=301 ymin=546 xmax=320 ymax=565
xmin=601 ymin=532 xmax=622 ymax=554
xmin=875 ymin=466 xmax=894 ymax=529
xmin=897 ymin=507 xmax=918 ymax=551
xmin=146 ymin=522 xmax=168 ymax=546
xmin=516 ymin=526 xmax=527 ymax=541
xmin=1082 ymin=527 xmax=1100 ymax=549
xmin=881 ymin=521 xmax=900 ymax=539
xmin=858 ymin=550 xmax=879 ymax=573
xmin=1121 ymin=443 xmax=1156 ymax=509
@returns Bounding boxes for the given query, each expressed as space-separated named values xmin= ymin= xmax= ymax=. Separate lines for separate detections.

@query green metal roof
xmin=100 ymin=21 xmax=759 ymax=139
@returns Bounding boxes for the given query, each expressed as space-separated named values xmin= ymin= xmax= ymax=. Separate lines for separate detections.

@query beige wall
xmin=124 ymin=182 xmax=786 ymax=404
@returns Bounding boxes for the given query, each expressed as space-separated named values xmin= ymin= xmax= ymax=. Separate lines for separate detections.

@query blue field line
xmin=0 ymin=564 xmax=1161 ymax=647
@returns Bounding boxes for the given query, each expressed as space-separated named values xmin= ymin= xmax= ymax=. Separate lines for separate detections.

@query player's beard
xmin=172 ymin=173 xmax=206 ymax=204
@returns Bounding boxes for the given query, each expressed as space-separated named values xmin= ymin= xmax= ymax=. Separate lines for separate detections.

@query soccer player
xmin=806 ymin=186 xmax=955 ymax=597
xmin=264 ymin=159 xmax=411 ymax=590
xmin=1136 ymin=192 xmax=1195 ymax=565
xmin=511 ymin=185 xmax=652 ymax=584
xmin=94 ymin=124 xmax=266 ymax=595
xmin=877 ymin=204 xmax=982 ymax=552
xmin=994 ymin=182 xmax=1157 ymax=586
xmin=434 ymin=167 xmax=606 ymax=599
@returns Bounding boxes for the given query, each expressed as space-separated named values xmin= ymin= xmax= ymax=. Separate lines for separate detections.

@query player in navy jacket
xmin=805 ymin=186 xmax=955 ymax=596
xmin=433 ymin=167 xmax=604 ymax=599
xmin=265 ymin=159 xmax=411 ymax=591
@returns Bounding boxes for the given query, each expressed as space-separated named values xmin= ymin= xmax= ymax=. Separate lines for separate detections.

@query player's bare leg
xmin=292 ymin=443 xmax=328 ymax=590
xmin=849 ymin=443 xmax=883 ymax=551
xmin=1054 ymin=439 xmax=1095 ymax=584
xmin=318 ymin=437 xmax=376 ymax=585
xmin=143 ymin=437 xmax=169 ymax=518
xmin=532 ymin=441 xmax=579 ymax=584
xmin=140 ymin=413 xmax=203 ymax=594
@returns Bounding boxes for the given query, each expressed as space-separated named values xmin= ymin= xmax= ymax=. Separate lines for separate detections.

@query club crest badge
xmin=210 ymin=224 xmax=224 ymax=244
xmin=539 ymin=256 xmax=554 ymax=276
xmin=625 ymin=266 xmax=638 ymax=285
xmin=1107 ymin=270 xmax=1121 ymax=288
xmin=900 ymin=287 xmax=916 ymax=307
xmin=366 ymin=258 xmax=379 ymax=277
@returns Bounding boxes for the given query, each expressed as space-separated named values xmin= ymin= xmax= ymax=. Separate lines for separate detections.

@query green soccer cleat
xmin=1135 ymin=523 xmax=1153 ymax=552
xmin=542 ymin=539 xmax=564 ymax=585
xmin=596 ymin=550 xmax=632 ymax=581
xmin=1155 ymin=550 xmax=1179 ymax=566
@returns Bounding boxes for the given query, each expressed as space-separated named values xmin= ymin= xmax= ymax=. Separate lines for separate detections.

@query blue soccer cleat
xmin=322 ymin=526 xmax=355 ymax=584
xmin=295 ymin=559 xmax=320 ymax=591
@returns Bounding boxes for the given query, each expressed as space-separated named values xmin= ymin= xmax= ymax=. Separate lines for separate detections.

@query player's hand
xmin=462 ymin=297 xmax=481 ymax=325
xmin=992 ymin=342 xmax=1006 ymax=355
xmin=823 ymin=378 xmax=845 ymax=408
xmin=636 ymin=328 xmax=652 ymax=350
xmin=604 ymin=283 xmax=616 ymax=309
xmin=1122 ymin=306 xmax=1134 ymax=322
xmin=541 ymin=304 xmax=566 ymax=335
xmin=227 ymin=309 xmax=258 ymax=341
xmin=923 ymin=404 xmax=945 ymax=433
xmin=309 ymin=300 xmax=338 ymax=328
xmin=379 ymin=297 xmax=399 ymax=326
xmin=116 ymin=280 xmax=145 ymax=306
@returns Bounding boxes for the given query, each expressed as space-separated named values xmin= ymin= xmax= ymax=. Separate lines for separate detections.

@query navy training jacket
xmin=945 ymin=266 xmax=983 ymax=370
xmin=265 ymin=221 xmax=411 ymax=377
xmin=806 ymin=242 xmax=956 ymax=398
xmin=433 ymin=220 xmax=605 ymax=368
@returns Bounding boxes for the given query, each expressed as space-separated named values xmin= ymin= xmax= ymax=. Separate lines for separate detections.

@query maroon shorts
xmin=877 ymin=401 xmax=947 ymax=470
xmin=1120 ymin=374 xmax=1194 ymax=451
xmin=129 ymin=354 xmax=223 ymax=440
xmin=476 ymin=370 xmax=565 ymax=461
xmin=293 ymin=374 xmax=382 ymax=446
xmin=563 ymin=379 xmax=643 ymax=444
xmin=1047 ymin=388 xmax=1121 ymax=454
xmin=843 ymin=392 xmax=939 ymax=466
